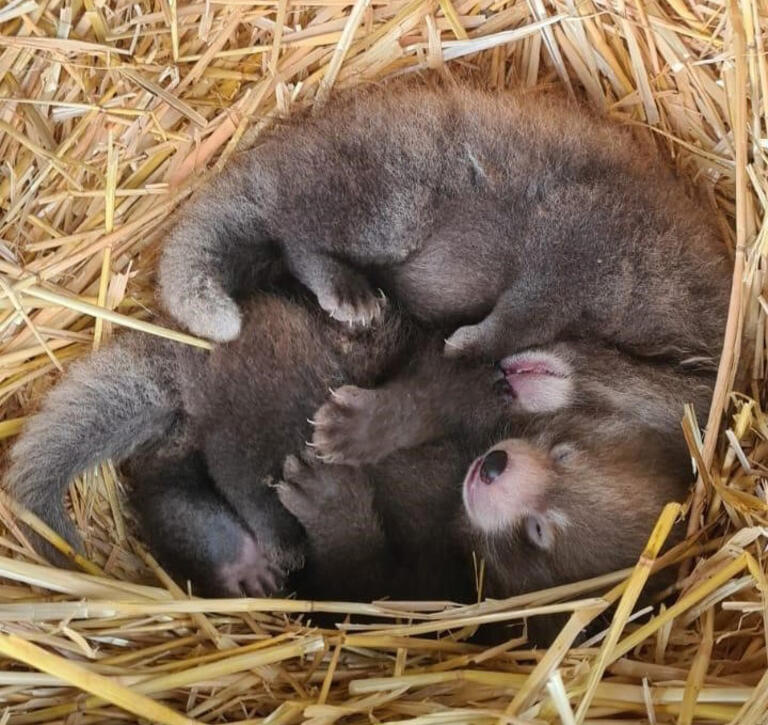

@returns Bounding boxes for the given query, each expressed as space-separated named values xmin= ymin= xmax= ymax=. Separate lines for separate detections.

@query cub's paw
xmin=277 ymin=451 xmax=372 ymax=529
xmin=317 ymin=273 xmax=385 ymax=327
xmin=444 ymin=323 xmax=489 ymax=359
xmin=161 ymin=524 xmax=290 ymax=599
xmin=278 ymin=452 xmax=343 ymax=520
xmin=310 ymin=386 xmax=386 ymax=464
xmin=278 ymin=451 xmax=376 ymax=552
xmin=215 ymin=534 xmax=286 ymax=598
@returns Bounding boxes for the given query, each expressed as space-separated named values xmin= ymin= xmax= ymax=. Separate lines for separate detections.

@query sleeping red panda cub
xmin=158 ymin=79 xmax=729 ymax=372
xmin=5 ymin=287 xmax=708 ymax=601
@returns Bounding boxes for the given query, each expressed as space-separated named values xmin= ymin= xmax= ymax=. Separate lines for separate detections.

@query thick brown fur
xmin=5 ymin=287 xmax=422 ymax=588
xmin=159 ymin=79 xmax=730 ymax=368
xmin=6 ymin=291 xmax=709 ymax=600
xmin=307 ymin=339 xmax=716 ymax=465
xmin=276 ymin=348 xmax=697 ymax=609
xmin=276 ymin=414 xmax=691 ymax=610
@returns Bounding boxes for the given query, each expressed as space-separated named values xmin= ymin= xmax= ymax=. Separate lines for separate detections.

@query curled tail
xmin=5 ymin=334 xmax=185 ymax=560
xmin=158 ymin=159 xmax=281 ymax=342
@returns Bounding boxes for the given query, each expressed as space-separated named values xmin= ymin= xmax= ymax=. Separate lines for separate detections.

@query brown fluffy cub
xmin=277 ymin=414 xmax=690 ymax=610
xmin=6 ymin=291 xmax=709 ymax=598
xmin=159 ymin=79 xmax=729 ymax=368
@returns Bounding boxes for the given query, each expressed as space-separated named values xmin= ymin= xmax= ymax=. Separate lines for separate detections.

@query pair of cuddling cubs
xmin=5 ymin=78 xmax=729 ymax=641
xmin=9 ymin=289 xmax=712 ymax=606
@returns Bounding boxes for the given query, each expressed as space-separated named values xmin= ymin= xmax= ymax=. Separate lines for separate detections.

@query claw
xmin=329 ymin=387 xmax=342 ymax=400
xmin=307 ymin=418 xmax=318 ymax=426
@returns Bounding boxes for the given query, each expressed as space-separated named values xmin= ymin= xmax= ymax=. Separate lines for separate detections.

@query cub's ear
xmin=524 ymin=512 xmax=558 ymax=550
xmin=498 ymin=349 xmax=574 ymax=413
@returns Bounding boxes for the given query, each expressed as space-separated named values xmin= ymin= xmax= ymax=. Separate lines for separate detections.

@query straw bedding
xmin=0 ymin=0 xmax=766 ymax=722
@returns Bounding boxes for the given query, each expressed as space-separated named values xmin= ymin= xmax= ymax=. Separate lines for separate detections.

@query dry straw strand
xmin=1 ymin=0 xmax=766 ymax=722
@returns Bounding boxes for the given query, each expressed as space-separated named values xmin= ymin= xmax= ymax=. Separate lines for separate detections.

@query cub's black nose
xmin=479 ymin=449 xmax=508 ymax=484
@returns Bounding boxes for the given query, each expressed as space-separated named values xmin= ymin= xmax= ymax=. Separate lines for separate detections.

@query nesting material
xmin=0 ymin=0 xmax=767 ymax=722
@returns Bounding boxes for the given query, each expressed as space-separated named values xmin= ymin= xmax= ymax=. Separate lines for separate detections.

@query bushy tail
xmin=5 ymin=333 xmax=184 ymax=560
xmin=158 ymin=159 xmax=281 ymax=343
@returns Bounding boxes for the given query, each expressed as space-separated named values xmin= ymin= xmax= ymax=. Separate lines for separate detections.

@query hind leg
xmin=286 ymin=252 xmax=384 ymax=326
xmin=126 ymin=450 xmax=294 ymax=597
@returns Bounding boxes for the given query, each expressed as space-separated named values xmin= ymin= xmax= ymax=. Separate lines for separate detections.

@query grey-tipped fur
xmin=123 ymin=292 xmax=712 ymax=600
xmin=159 ymin=79 xmax=729 ymax=364
xmin=6 ymin=287 xmax=714 ymax=598
xmin=5 ymin=333 xmax=190 ymax=561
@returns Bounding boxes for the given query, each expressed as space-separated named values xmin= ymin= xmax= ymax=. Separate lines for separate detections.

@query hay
xmin=0 ymin=0 xmax=766 ymax=721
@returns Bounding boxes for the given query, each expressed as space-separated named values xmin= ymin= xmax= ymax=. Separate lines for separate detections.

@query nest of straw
xmin=0 ymin=0 xmax=766 ymax=722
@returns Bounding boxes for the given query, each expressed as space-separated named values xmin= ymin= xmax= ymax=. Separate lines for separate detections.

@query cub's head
xmin=466 ymin=347 xmax=696 ymax=597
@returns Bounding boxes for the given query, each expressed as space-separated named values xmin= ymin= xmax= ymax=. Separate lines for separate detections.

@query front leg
xmin=310 ymin=352 xmax=501 ymax=465
xmin=158 ymin=154 xmax=385 ymax=341
xmin=309 ymin=338 xmax=593 ymax=466
xmin=278 ymin=451 xmax=387 ymax=560
xmin=285 ymin=252 xmax=385 ymax=326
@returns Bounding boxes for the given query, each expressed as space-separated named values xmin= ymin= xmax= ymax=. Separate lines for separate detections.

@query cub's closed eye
xmin=550 ymin=442 xmax=576 ymax=464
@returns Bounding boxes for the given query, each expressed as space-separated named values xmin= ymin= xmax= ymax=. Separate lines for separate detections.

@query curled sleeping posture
xmin=158 ymin=79 xmax=730 ymax=365
xmin=5 ymin=289 xmax=712 ymax=598
xmin=276 ymin=413 xmax=692 ymax=614
xmin=278 ymin=345 xmax=705 ymax=608
xmin=5 ymin=286 xmax=418 ymax=591
xmin=127 ymin=374 xmax=694 ymax=635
